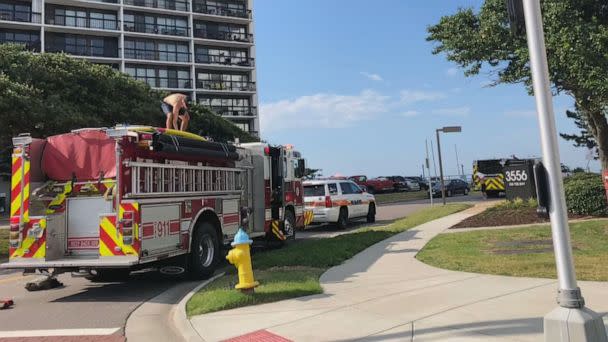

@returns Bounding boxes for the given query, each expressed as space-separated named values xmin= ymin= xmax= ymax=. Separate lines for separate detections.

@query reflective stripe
xmin=10 ymin=217 xmax=46 ymax=259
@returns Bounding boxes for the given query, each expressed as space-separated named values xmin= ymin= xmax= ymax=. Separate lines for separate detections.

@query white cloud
xmin=360 ymin=72 xmax=383 ymax=81
xmin=402 ymin=110 xmax=420 ymax=117
xmin=505 ymin=109 xmax=537 ymax=117
xmin=399 ymin=90 xmax=446 ymax=105
xmin=260 ymin=90 xmax=390 ymax=132
xmin=446 ymin=67 xmax=459 ymax=77
xmin=432 ymin=106 xmax=471 ymax=116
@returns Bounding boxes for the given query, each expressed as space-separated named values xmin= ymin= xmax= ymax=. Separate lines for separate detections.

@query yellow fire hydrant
xmin=226 ymin=228 xmax=259 ymax=292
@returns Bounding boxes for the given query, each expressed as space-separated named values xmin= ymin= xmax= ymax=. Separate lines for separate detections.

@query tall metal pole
xmin=455 ymin=144 xmax=461 ymax=176
xmin=430 ymin=140 xmax=438 ymax=178
xmin=426 ymin=140 xmax=433 ymax=206
xmin=522 ymin=0 xmax=607 ymax=340
xmin=436 ymin=130 xmax=446 ymax=205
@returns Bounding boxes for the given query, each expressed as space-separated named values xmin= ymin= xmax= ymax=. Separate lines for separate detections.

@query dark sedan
xmin=431 ymin=179 xmax=470 ymax=197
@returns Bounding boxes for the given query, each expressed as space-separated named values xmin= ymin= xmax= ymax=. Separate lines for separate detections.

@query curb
xmin=171 ymin=272 xmax=225 ymax=342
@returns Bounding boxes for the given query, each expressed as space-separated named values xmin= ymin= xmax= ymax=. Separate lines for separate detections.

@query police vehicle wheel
xmin=189 ymin=222 xmax=220 ymax=280
xmin=366 ymin=203 xmax=376 ymax=223
xmin=284 ymin=210 xmax=296 ymax=241
xmin=464 ymin=188 xmax=469 ymax=195
xmin=337 ymin=207 xmax=349 ymax=230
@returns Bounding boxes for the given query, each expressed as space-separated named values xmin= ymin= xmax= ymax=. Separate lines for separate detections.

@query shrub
xmin=564 ymin=173 xmax=608 ymax=216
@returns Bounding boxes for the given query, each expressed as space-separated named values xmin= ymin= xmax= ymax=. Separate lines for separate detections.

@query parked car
xmin=431 ymin=179 xmax=470 ymax=197
xmin=403 ymin=178 xmax=421 ymax=191
xmin=407 ymin=176 xmax=429 ymax=190
xmin=386 ymin=176 xmax=409 ymax=192
xmin=348 ymin=175 xmax=394 ymax=194
xmin=303 ymin=179 xmax=376 ymax=229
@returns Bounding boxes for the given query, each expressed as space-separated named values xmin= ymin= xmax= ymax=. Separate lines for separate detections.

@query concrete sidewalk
xmin=189 ymin=206 xmax=608 ymax=341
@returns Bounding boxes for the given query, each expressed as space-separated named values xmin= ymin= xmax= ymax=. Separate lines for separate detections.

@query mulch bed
xmin=451 ymin=207 xmax=589 ymax=229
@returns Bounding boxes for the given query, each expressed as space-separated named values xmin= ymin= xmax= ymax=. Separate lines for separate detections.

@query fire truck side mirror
xmin=296 ymin=159 xmax=306 ymax=178
xmin=533 ymin=161 xmax=550 ymax=219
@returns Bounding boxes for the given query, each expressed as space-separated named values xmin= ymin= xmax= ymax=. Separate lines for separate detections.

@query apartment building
xmin=0 ymin=0 xmax=259 ymax=135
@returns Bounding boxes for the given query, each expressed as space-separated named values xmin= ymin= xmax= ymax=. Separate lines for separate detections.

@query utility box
xmin=504 ymin=159 xmax=537 ymax=201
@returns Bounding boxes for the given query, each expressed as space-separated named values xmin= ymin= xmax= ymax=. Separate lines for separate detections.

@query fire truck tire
xmin=366 ymin=203 xmax=376 ymax=223
xmin=337 ymin=207 xmax=349 ymax=230
xmin=284 ymin=209 xmax=296 ymax=241
xmin=189 ymin=222 xmax=220 ymax=280
xmin=366 ymin=186 xmax=375 ymax=194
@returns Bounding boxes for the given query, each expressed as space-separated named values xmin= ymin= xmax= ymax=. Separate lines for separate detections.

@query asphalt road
xmin=0 ymin=193 xmax=485 ymax=340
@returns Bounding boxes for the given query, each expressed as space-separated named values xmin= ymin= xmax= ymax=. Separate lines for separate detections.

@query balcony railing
xmin=88 ymin=0 xmax=119 ymax=3
xmin=46 ymin=15 xmax=119 ymax=30
xmin=197 ymin=79 xmax=255 ymax=92
xmin=193 ymin=3 xmax=251 ymax=19
xmin=124 ymin=47 xmax=190 ymax=62
xmin=195 ymin=54 xmax=254 ymax=67
xmin=130 ymin=75 xmax=191 ymax=89
xmin=45 ymin=44 xmax=119 ymax=58
xmin=124 ymin=0 xmax=189 ymax=12
xmin=124 ymin=21 xmax=188 ymax=37
xmin=206 ymin=106 xmax=257 ymax=117
xmin=193 ymin=28 xmax=252 ymax=43
xmin=0 ymin=9 xmax=41 ymax=23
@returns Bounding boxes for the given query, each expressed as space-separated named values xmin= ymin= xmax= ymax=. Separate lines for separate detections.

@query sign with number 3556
xmin=505 ymin=170 xmax=528 ymax=182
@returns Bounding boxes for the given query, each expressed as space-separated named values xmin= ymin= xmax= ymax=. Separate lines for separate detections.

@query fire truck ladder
xmin=127 ymin=161 xmax=243 ymax=197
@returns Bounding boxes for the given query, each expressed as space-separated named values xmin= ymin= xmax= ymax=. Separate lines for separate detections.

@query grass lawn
xmin=0 ymin=229 xmax=8 ymax=261
xmin=374 ymin=191 xmax=428 ymax=204
xmin=187 ymin=203 xmax=471 ymax=316
xmin=417 ymin=219 xmax=608 ymax=281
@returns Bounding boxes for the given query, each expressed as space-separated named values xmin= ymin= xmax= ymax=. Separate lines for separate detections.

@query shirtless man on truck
xmin=161 ymin=93 xmax=190 ymax=131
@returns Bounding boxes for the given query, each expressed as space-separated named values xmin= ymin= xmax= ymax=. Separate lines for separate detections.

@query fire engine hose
xmin=152 ymin=141 xmax=240 ymax=160
xmin=153 ymin=134 xmax=237 ymax=153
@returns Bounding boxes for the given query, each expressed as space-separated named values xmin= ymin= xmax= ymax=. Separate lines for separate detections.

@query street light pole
xmin=518 ymin=0 xmax=607 ymax=340
xmin=436 ymin=129 xmax=446 ymax=205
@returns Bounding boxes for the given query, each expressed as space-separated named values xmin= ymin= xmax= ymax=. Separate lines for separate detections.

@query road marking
xmin=0 ymin=274 xmax=33 ymax=285
xmin=0 ymin=328 xmax=120 ymax=338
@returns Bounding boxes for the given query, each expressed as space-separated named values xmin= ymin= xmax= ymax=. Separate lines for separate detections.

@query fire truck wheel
xmin=337 ymin=207 xmax=349 ymax=230
xmin=190 ymin=222 xmax=220 ymax=280
xmin=284 ymin=210 xmax=296 ymax=241
xmin=366 ymin=203 xmax=376 ymax=223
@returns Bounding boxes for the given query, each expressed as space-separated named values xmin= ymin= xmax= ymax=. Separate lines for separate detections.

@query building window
xmin=124 ymin=12 xmax=188 ymax=36
xmin=0 ymin=1 xmax=39 ymax=23
xmin=124 ymin=38 xmax=189 ymax=62
xmin=46 ymin=33 xmax=118 ymax=57
xmin=0 ymin=29 xmax=40 ymax=51
xmin=193 ymin=21 xmax=250 ymax=42
xmin=198 ymin=96 xmax=254 ymax=116
xmin=197 ymin=71 xmax=254 ymax=91
xmin=46 ymin=6 xmax=117 ymax=30
xmin=193 ymin=0 xmax=249 ymax=19
xmin=195 ymin=46 xmax=251 ymax=66
xmin=125 ymin=65 xmax=190 ymax=89
xmin=124 ymin=0 xmax=188 ymax=12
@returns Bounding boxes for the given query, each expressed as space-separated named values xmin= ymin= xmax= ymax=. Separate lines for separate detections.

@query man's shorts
xmin=161 ymin=101 xmax=188 ymax=116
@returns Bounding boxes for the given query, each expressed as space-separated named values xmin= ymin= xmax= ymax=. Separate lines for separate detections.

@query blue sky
xmin=253 ymin=0 xmax=599 ymax=178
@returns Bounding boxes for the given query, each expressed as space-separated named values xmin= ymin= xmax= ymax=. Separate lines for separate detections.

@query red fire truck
xmin=1 ymin=126 xmax=307 ymax=280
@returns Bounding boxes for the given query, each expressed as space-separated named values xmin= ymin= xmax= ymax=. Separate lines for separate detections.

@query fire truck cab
xmin=1 ymin=127 xmax=307 ymax=279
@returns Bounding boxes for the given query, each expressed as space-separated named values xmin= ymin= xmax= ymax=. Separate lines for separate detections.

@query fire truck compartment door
xmin=140 ymin=204 xmax=181 ymax=255
xmin=67 ymin=197 xmax=111 ymax=255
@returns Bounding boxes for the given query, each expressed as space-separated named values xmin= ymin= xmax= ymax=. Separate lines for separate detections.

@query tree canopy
xmin=427 ymin=0 xmax=608 ymax=167
xmin=0 ymin=44 xmax=257 ymax=171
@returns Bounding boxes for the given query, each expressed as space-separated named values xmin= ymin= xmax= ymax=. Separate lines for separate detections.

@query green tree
xmin=427 ymin=1 xmax=608 ymax=169
xmin=0 ymin=44 xmax=257 ymax=170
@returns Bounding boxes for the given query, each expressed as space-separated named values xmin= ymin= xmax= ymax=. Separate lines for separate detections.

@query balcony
xmin=0 ymin=9 xmax=41 ymax=23
xmin=193 ymin=2 xmax=250 ymax=19
xmin=123 ymin=0 xmax=189 ymax=12
xmin=197 ymin=79 xmax=255 ymax=92
xmin=124 ymin=47 xmax=190 ymax=63
xmin=208 ymin=106 xmax=257 ymax=117
xmin=195 ymin=54 xmax=254 ymax=67
xmin=46 ymin=15 xmax=119 ymax=30
xmin=124 ymin=21 xmax=188 ymax=37
xmin=193 ymin=29 xmax=252 ymax=43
